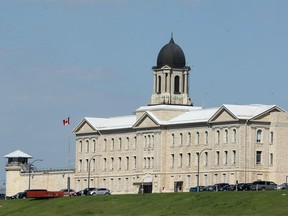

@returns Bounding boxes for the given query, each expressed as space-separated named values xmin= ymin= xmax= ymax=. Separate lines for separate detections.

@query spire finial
xmin=170 ymin=32 xmax=174 ymax=43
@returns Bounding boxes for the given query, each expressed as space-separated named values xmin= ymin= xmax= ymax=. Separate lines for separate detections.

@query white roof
xmin=80 ymin=104 xmax=285 ymax=131
xmin=4 ymin=150 xmax=32 ymax=158
xmin=85 ymin=115 xmax=136 ymax=130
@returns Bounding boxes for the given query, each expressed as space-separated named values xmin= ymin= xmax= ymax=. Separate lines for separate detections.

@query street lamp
xmin=28 ymin=159 xmax=43 ymax=190
xmin=87 ymin=154 xmax=101 ymax=194
xmin=197 ymin=148 xmax=211 ymax=192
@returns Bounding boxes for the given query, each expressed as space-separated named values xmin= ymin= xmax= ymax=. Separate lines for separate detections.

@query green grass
xmin=1 ymin=190 xmax=288 ymax=216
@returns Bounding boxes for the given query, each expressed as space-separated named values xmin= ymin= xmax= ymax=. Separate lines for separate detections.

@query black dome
xmin=154 ymin=38 xmax=186 ymax=69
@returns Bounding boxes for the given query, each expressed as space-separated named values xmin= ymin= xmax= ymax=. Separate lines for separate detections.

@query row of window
xmin=170 ymin=150 xmax=237 ymax=168
xmin=78 ymin=156 xmax=137 ymax=173
xmin=169 ymin=150 xmax=274 ymax=168
xmin=171 ymin=129 xmax=274 ymax=147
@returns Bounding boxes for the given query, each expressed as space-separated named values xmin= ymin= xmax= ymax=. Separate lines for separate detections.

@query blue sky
xmin=1 ymin=0 xmax=288 ymax=187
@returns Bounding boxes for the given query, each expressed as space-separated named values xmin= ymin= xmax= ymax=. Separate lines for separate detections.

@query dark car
xmin=189 ymin=186 xmax=204 ymax=192
xmin=82 ymin=187 xmax=96 ymax=196
xmin=0 ymin=193 xmax=5 ymax=200
xmin=223 ymin=184 xmax=236 ymax=191
xmin=214 ymin=183 xmax=229 ymax=191
xmin=237 ymin=183 xmax=252 ymax=191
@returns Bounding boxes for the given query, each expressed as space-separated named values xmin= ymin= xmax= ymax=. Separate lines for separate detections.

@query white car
xmin=89 ymin=188 xmax=111 ymax=195
xmin=277 ymin=183 xmax=288 ymax=190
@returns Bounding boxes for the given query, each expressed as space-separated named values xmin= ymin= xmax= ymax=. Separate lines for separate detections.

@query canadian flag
xmin=63 ymin=117 xmax=70 ymax=126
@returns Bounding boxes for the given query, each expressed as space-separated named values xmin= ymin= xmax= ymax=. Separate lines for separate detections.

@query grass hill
xmin=0 ymin=190 xmax=288 ymax=215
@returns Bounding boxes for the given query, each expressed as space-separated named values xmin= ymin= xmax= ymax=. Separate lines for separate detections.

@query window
xmin=111 ymin=138 xmax=115 ymax=151
xmin=256 ymin=151 xmax=262 ymax=164
xmin=133 ymin=156 xmax=137 ymax=169
xmin=93 ymin=140 xmax=96 ymax=152
xmin=205 ymin=152 xmax=208 ymax=166
xmin=180 ymin=133 xmax=183 ymax=146
xmin=134 ymin=136 xmax=137 ymax=150
xmin=86 ymin=140 xmax=89 ymax=152
xmin=196 ymin=152 xmax=199 ymax=165
xmin=151 ymin=135 xmax=154 ymax=148
xmin=174 ymin=76 xmax=180 ymax=93
xmin=171 ymin=154 xmax=175 ymax=168
xmin=126 ymin=137 xmax=129 ymax=150
xmin=187 ymin=153 xmax=191 ymax=167
xmin=224 ymin=151 xmax=228 ymax=165
xmin=118 ymin=157 xmax=122 ymax=170
xmin=233 ymin=129 xmax=237 ymax=143
xmin=157 ymin=76 xmax=161 ymax=93
xmin=79 ymin=159 xmax=82 ymax=172
xmin=256 ymin=129 xmax=262 ymax=143
xmin=232 ymin=150 xmax=236 ymax=164
xmin=224 ymin=129 xmax=228 ymax=143
xmin=79 ymin=141 xmax=83 ymax=153
xmin=119 ymin=138 xmax=122 ymax=150
xmin=270 ymin=153 xmax=273 ymax=165
xmin=188 ymin=132 xmax=192 ymax=146
xmin=216 ymin=130 xmax=220 ymax=144
xmin=103 ymin=158 xmax=107 ymax=171
xmin=104 ymin=139 xmax=107 ymax=152
xmin=111 ymin=157 xmax=114 ymax=170
xmin=196 ymin=132 xmax=200 ymax=145
xmin=172 ymin=134 xmax=175 ymax=147
xmin=179 ymin=153 xmax=183 ymax=167
xmin=205 ymin=131 xmax=209 ymax=144
xmin=86 ymin=159 xmax=89 ymax=172
xmin=270 ymin=132 xmax=274 ymax=144
xmin=216 ymin=151 xmax=220 ymax=165
xmin=126 ymin=157 xmax=129 ymax=170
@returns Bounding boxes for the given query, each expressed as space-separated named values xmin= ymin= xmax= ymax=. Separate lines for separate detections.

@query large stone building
xmin=72 ymin=37 xmax=288 ymax=194
xmin=5 ymin=37 xmax=288 ymax=196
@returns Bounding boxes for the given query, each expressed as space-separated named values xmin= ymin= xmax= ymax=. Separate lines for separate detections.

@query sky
xmin=0 ymin=0 xmax=288 ymax=187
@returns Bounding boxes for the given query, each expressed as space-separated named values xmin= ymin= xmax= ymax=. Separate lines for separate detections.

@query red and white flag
xmin=63 ymin=117 xmax=70 ymax=126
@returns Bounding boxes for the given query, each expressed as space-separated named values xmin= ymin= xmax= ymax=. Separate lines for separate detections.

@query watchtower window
xmin=157 ymin=76 xmax=161 ymax=93
xmin=174 ymin=76 xmax=180 ymax=93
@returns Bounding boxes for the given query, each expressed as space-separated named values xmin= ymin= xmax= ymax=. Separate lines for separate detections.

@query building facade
xmin=72 ymin=37 xmax=288 ymax=194
xmin=5 ymin=37 xmax=288 ymax=196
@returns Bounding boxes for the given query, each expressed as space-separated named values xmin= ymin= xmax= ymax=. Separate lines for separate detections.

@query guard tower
xmin=4 ymin=150 xmax=32 ymax=196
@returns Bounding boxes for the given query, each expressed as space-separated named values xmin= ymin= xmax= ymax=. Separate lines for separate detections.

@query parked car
xmin=0 ymin=193 xmax=5 ymax=200
xmin=251 ymin=181 xmax=277 ymax=190
xmin=60 ymin=189 xmax=77 ymax=196
xmin=276 ymin=183 xmax=288 ymax=190
xmin=89 ymin=188 xmax=111 ymax=195
xmin=223 ymin=184 xmax=236 ymax=191
xmin=237 ymin=183 xmax=252 ymax=191
xmin=213 ymin=183 xmax=230 ymax=191
xmin=76 ymin=187 xmax=96 ymax=196
xmin=189 ymin=186 xmax=204 ymax=192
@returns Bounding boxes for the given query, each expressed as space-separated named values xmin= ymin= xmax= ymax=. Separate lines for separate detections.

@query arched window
xmin=224 ymin=129 xmax=228 ymax=143
xmin=270 ymin=132 xmax=274 ymax=144
xmin=205 ymin=131 xmax=209 ymax=144
xmin=180 ymin=133 xmax=183 ymax=146
xmin=86 ymin=140 xmax=89 ymax=152
xmin=216 ymin=130 xmax=220 ymax=144
xmin=233 ymin=129 xmax=237 ymax=143
xmin=172 ymin=134 xmax=175 ymax=147
xmin=256 ymin=129 xmax=262 ymax=143
xmin=188 ymin=132 xmax=192 ymax=146
xmin=196 ymin=132 xmax=200 ymax=145
xmin=174 ymin=76 xmax=180 ymax=93
xmin=158 ymin=76 xmax=161 ymax=93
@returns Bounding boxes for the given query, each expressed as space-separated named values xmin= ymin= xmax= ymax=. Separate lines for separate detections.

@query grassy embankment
xmin=0 ymin=190 xmax=288 ymax=216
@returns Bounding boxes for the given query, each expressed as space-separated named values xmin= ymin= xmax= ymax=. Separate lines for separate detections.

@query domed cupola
xmin=154 ymin=37 xmax=186 ymax=69
xmin=150 ymin=36 xmax=192 ymax=106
